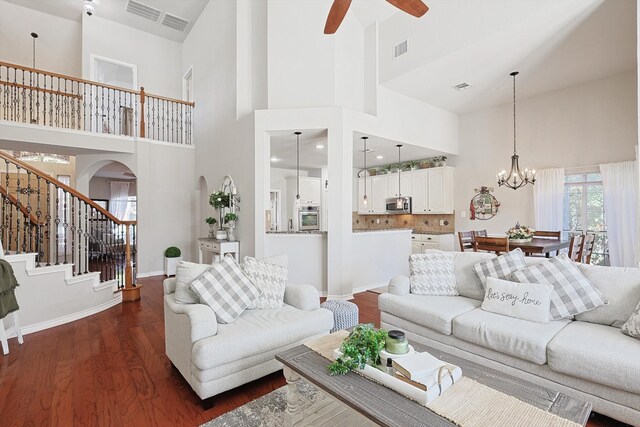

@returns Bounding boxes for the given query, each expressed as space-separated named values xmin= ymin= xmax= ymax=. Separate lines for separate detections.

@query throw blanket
xmin=0 ymin=259 xmax=19 ymax=319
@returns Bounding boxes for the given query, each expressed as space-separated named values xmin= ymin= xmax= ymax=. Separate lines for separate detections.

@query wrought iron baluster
xmin=84 ymin=203 xmax=89 ymax=274
xmin=45 ymin=182 xmax=51 ymax=265
xmin=70 ymin=194 xmax=76 ymax=272
xmin=36 ymin=176 xmax=42 ymax=266
xmin=15 ymin=166 xmax=21 ymax=253
xmin=63 ymin=189 xmax=68 ymax=264
xmin=54 ymin=184 xmax=60 ymax=265
xmin=25 ymin=171 xmax=32 ymax=253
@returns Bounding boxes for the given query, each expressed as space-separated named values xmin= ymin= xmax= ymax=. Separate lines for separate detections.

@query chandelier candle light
xmin=496 ymin=71 xmax=536 ymax=190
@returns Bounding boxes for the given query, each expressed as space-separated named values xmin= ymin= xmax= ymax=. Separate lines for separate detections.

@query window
xmin=563 ymin=172 xmax=608 ymax=265
xmin=123 ymin=196 xmax=136 ymax=221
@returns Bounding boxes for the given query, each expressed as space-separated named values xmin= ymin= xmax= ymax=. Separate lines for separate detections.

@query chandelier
xmin=496 ymin=71 xmax=535 ymax=190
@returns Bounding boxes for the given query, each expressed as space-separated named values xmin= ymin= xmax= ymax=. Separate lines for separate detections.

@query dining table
xmin=507 ymin=237 xmax=570 ymax=257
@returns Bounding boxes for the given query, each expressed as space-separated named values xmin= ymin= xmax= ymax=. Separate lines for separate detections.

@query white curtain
xmin=109 ymin=181 xmax=130 ymax=220
xmin=533 ymin=168 xmax=565 ymax=232
xmin=600 ymin=161 xmax=639 ymax=267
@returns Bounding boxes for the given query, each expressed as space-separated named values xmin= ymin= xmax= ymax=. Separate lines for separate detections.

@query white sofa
xmin=379 ymin=252 xmax=640 ymax=426
xmin=163 ymin=276 xmax=333 ymax=400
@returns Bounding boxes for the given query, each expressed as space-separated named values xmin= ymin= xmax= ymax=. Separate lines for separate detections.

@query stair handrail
xmin=0 ymin=151 xmax=134 ymax=226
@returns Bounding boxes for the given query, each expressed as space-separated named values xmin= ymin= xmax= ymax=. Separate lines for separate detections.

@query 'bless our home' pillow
xmin=409 ymin=250 xmax=457 ymax=296
xmin=242 ymin=256 xmax=288 ymax=309
xmin=481 ymin=277 xmax=553 ymax=324
xmin=473 ymin=248 xmax=527 ymax=288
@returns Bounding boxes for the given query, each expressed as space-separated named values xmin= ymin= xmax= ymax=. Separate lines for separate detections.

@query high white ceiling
xmin=269 ymin=129 xmax=449 ymax=170
xmin=5 ymin=0 xmax=208 ymax=42
xmin=378 ymin=0 xmax=636 ymax=114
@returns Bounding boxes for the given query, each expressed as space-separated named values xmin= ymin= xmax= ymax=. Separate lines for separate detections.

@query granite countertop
xmin=266 ymin=230 xmax=327 ymax=235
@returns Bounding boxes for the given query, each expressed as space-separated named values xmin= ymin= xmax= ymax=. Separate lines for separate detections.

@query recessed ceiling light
xmin=376 ymin=155 xmax=383 ymax=159
xmin=270 ymin=157 xmax=279 ymax=162
xmin=316 ymin=144 xmax=324 ymax=149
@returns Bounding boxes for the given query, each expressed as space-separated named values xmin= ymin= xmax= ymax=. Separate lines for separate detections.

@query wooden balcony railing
xmin=0 ymin=61 xmax=194 ymax=145
xmin=0 ymin=151 xmax=139 ymax=297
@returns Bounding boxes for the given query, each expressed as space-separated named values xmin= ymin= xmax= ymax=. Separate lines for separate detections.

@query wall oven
xmin=299 ymin=206 xmax=320 ymax=231
xmin=386 ymin=196 xmax=412 ymax=214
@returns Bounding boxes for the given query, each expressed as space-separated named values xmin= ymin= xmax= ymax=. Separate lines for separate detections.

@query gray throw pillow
xmin=472 ymin=248 xmax=527 ymax=288
xmin=174 ymin=261 xmax=210 ymax=304
xmin=242 ymin=256 xmax=288 ymax=309
xmin=621 ymin=300 xmax=640 ymax=340
xmin=409 ymin=250 xmax=457 ymax=296
xmin=511 ymin=253 xmax=607 ymax=320
xmin=190 ymin=255 xmax=262 ymax=324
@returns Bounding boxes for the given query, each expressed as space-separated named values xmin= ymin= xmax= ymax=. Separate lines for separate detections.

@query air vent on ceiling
xmin=452 ymin=82 xmax=471 ymax=91
xmin=393 ymin=40 xmax=408 ymax=59
xmin=126 ymin=0 xmax=162 ymax=22
xmin=161 ymin=13 xmax=190 ymax=32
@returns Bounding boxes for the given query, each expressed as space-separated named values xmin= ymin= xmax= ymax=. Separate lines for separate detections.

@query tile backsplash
xmin=352 ymin=212 xmax=455 ymax=233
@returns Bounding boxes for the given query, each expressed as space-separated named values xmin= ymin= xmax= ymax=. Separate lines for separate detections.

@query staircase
xmin=0 ymin=151 xmax=138 ymax=337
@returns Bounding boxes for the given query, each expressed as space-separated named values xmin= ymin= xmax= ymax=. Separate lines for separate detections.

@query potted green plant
xmin=224 ymin=212 xmax=238 ymax=241
xmin=378 ymin=164 xmax=390 ymax=175
xmin=419 ymin=160 xmax=431 ymax=169
xmin=407 ymin=160 xmax=419 ymax=170
xmin=328 ymin=324 xmax=388 ymax=375
xmin=163 ymin=246 xmax=182 ymax=277
xmin=205 ymin=217 xmax=217 ymax=238
xmin=210 ymin=191 xmax=230 ymax=239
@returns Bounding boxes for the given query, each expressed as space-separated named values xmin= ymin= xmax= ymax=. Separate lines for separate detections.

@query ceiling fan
xmin=324 ymin=0 xmax=429 ymax=34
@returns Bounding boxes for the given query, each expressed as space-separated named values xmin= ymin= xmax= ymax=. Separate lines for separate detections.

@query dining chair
xmin=458 ymin=231 xmax=475 ymax=252
xmin=567 ymin=234 xmax=585 ymax=262
xmin=533 ymin=230 xmax=562 ymax=256
xmin=475 ymin=236 xmax=509 ymax=255
xmin=474 ymin=230 xmax=488 ymax=238
xmin=581 ymin=233 xmax=596 ymax=264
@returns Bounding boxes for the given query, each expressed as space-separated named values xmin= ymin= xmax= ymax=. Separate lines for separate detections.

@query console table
xmin=197 ymin=238 xmax=240 ymax=263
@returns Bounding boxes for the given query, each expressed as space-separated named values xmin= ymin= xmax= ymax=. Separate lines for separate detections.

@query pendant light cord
xmin=363 ymin=137 xmax=367 ymax=198
xmin=513 ymin=72 xmax=517 ymax=155
xmin=396 ymin=144 xmax=402 ymax=196
xmin=295 ymin=132 xmax=301 ymax=200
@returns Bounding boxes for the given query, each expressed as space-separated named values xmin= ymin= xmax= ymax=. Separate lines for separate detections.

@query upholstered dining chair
xmin=581 ymin=233 xmax=596 ymax=264
xmin=567 ymin=234 xmax=585 ymax=262
xmin=458 ymin=231 xmax=475 ymax=252
xmin=475 ymin=236 xmax=509 ymax=255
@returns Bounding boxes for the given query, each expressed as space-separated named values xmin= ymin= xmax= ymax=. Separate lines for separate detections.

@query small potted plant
xmin=407 ymin=160 xmax=420 ymax=170
xmin=419 ymin=160 xmax=431 ymax=169
xmin=507 ymin=222 xmax=535 ymax=243
xmin=378 ymin=165 xmax=390 ymax=175
xmin=163 ymin=246 xmax=182 ymax=277
xmin=210 ymin=191 xmax=230 ymax=239
xmin=205 ymin=217 xmax=217 ymax=238
xmin=368 ymin=168 xmax=377 ymax=176
xmin=433 ymin=156 xmax=447 ymax=167
xmin=224 ymin=212 xmax=238 ymax=241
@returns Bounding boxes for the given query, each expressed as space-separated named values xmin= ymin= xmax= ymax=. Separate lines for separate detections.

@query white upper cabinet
xmin=387 ymin=172 xmax=412 ymax=198
xmin=357 ymin=167 xmax=454 ymax=215
xmin=286 ymin=176 xmax=321 ymax=206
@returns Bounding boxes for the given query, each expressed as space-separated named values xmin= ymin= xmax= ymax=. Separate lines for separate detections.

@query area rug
xmin=201 ymin=381 xmax=326 ymax=427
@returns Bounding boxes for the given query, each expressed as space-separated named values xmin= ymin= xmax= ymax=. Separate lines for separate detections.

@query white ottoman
xmin=320 ymin=300 xmax=359 ymax=333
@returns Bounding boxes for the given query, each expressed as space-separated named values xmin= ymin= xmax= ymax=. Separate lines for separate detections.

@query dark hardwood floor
xmin=0 ymin=276 xmax=628 ymax=426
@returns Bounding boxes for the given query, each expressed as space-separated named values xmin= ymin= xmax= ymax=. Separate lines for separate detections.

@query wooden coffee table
xmin=276 ymin=341 xmax=591 ymax=427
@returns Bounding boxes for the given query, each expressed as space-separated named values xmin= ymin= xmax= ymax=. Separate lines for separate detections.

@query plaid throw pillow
xmin=511 ymin=254 xmax=607 ymax=320
xmin=242 ymin=256 xmax=288 ymax=309
xmin=472 ymin=248 xmax=527 ymax=288
xmin=190 ymin=256 xmax=262 ymax=324
xmin=410 ymin=251 xmax=457 ymax=296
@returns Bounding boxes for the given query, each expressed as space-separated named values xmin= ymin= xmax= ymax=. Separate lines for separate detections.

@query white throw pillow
xmin=190 ymin=256 xmax=262 ymax=324
xmin=511 ymin=253 xmax=607 ymax=320
xmin=242 ymin=256 xmax=288 ymax=309
xmin=409 ymin=250 xmax=457 ymax=296
xmin=472 ymin=248 xmax=527 ymax=288
xmin=622 ymin=300 xmax=640 ymax=340
xmin=481 ymin=277 xmax=553 ymax=324
xmin=174 ymin=261 xmax=210 ymax=304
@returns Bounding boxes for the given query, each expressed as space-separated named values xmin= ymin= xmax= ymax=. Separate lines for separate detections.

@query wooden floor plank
xmin=0 ymin=278 xmax=628 ymax=426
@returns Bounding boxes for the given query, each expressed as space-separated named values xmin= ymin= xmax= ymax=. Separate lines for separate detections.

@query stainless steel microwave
xmin=386 ymin=196 xmax=412 ymax=214
xmin=299 ymin=206 xmax=320 ymax=230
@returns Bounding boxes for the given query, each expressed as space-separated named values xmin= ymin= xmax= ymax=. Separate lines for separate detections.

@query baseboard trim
xmin=136 ymin=270 xmax=165 ymax=278
xmin=8 ymin=294 xmax=123 ymax=337
xmin=325 ymin=294 xmax=355 ymax=301
xmin=352 ymin=282 xmax=387 ymax=294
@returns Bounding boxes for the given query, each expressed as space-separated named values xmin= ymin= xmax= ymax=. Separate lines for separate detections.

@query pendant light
xmin=294 ymin=131 xmax=302 ymax=208
xmin=362 ymin=136 xmax=369 ymax=207
xmin=396 ymin=144 xmax=403 ymax=209
xmin=496 ymin=71 xmax=536 ymax=190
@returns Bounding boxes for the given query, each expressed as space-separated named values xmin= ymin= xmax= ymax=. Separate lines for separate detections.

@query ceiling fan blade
xmin=386 ymin=0 xmax=429 ymax=17
xmin=324 ymin=0 xmax=352 ymax=34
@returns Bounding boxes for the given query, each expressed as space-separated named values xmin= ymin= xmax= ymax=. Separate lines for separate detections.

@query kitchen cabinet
xmin=410 ymin=167 xmax=454 ymax=214
xmin=387 ymin=172 xmax=412 ymax=198
xmin=286 ymin=176 xmax=321 ymax=205
xmin=411 ymin=233 xmax=454 ymax=253
xmin=357 ymin=175 xmax=388 ymax=214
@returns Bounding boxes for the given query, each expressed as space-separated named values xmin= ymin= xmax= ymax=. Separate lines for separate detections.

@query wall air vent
xmin=393 ymin=40 xmax=408 ymax=59
xmin=452 ymin=82 xmax=471 ymax=91
xmin=125 ymin=0 xmax=162 ymax=22
xmin=161 ymin=13 xmax=190 ymax=32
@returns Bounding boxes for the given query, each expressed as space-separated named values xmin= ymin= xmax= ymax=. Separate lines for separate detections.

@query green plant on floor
xmin=328 ymin=324 xmax=388 ymax=376
xmin=164 ymin=246 xmax=181 ymax=258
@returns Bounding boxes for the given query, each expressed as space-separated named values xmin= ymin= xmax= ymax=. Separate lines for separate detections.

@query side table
xmin=197 ymin=238 xmax=240 ymax=263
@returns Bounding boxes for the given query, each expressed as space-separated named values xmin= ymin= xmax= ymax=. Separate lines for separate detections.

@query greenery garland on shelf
xmin=328 ymin=324 xmax=388 ymax=376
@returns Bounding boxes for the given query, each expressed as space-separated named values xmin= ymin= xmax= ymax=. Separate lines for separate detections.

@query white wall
xmin=81 ymin=15 xmax=182 ymax=98
xmin=0 ymin=0 xmax=82 ymax=76
xmin=455 ymin=71 xmax=638 ymax=237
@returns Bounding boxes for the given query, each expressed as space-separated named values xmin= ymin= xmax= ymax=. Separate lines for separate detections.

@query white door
xmin=371 ymin=176 xmax=388 ymax=213
xmin=358 ymin=177 xmax=372 ymax=213
xmin=411 ymin=170 xmax=428 ymax=213
xmin=427 ymin=168 xmax=446 ymax=213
